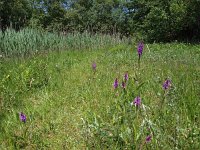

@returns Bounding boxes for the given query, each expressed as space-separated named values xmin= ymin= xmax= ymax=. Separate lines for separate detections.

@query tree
xmin=1 ymin=0 xmax=200 ymax=42
xmin=0 ymin=0 xmax=32 ymax=31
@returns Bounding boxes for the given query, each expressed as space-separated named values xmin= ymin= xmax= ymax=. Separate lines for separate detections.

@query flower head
xmin=113 ymin=78 xmax=118 ymax=89
xmin=122 ymin=81 xmax=126 ymax=89
xmin=124 ymin=72 xmax=128 ymax=82
xmin=134 ymin=96 xmax=141 ymax=107
xmin=137 ymin=42 xmax=144 ymax=58
xmin=146 ymin=135 xmax=152 ymax=142
xmin=19 ymin=112 xmax=26 ymax=123
xmin=163 ymin=79 xmax=171 ymax=90
xmin=92 ymin=62 xmax=96 ymax=70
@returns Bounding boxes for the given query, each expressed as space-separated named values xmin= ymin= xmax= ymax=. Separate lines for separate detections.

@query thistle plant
xmin=161 ymin=79 xmax=172 ymax=109
xmin=140 ymin=135 xmax=152 ymax=150
xmin=121 ymin=81 xmax=126 ymax=89
xmin=137 ymin=42 xmax=144 ymax=66
xmin=113 ymin=78 xmax=119 ymax=89
xmin=133 ymin=96 xmax=141 ymax=107
xmin=163 ymin=79 xmax=171 ymax=90
xmin=92 ymin=62 xmax=97 ymax=75
xmin=146 ymin=135 xmax=152 ymax=143
xmin=124 ymin=72 xmax=128 ymax=82
xmin=92 ymin=62 xmax=96 ymax=70
xmin=19 ymin=112 xmax=26 ymax=123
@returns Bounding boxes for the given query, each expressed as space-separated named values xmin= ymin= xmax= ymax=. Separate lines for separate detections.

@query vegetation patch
xmin=0 ymin=40 xmax=199 ymax=149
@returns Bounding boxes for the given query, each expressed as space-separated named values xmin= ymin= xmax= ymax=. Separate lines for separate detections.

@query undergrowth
xmin=0 ymin=43 xmax=199 ymax=149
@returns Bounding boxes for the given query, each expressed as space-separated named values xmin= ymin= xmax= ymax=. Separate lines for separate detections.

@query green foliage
xmin=81 ymin=43 xmax=200 ymax=149
xmin=1 ymin=0 xmax=200 ymax=42
xmin=0 ymin=58 xmax=49 ymax=113
xmin=0 ymin=43 xmax=200 ymax=149
xmin=0 ymin=0 xmax=32 ymax=30
xmin=135 ymin=0 xmax=200 ymax=42
xmin=143 ymin=7 xmax=169 ymax=41
xmin=0 ymin=28 xmax=125 ymax=57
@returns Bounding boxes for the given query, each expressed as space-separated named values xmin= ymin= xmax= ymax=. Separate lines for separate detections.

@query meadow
xmin=0 ymin=29 xmax=200 ymax=149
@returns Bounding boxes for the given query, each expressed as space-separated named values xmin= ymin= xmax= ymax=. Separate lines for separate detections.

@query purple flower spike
xmin=134 ymin=96 xmax=141 ymax=107
xmin=124 ymin=73 xmax=128 ymax=82
xmin=92 ymin=62 xmax=96 ymax=70
xmin=146 ymin=135 xmax=152 ymax=142
xmin=122 ymin=81 xmax=126 ymax=89
xmin=113 ymin=78 xmax=118 ymax=89
xmin=137 ymin=42 xmax=144 ymax=58
xmin=19 ymin=112 xmax=26 ymax=123
xmin=163 ymin=79 xmax=171 ymax=90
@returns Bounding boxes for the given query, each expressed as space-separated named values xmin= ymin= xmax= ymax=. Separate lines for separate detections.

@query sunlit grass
xmin=0 ymin=28 xmax=125 ymax=57
xmin=0 ymin=43 xmax=199 ymax=149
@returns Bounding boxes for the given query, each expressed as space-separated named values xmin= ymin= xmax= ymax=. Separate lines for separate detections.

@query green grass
xmin=0 ymin=28 xmax=125 ymax=57
xmin=0 ymin=43 xmax=200 ymax=149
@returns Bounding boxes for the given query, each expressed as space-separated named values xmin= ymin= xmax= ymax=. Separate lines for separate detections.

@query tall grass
xmin=0 ymin=39 xmax=199 ymax=149
xmin=0 ymin=28 xmax=126 ymax=123
xmin=0 ymin=28 xmax=126 ymax=57
xmin=81 ymin=43 xmax=200 ymax=149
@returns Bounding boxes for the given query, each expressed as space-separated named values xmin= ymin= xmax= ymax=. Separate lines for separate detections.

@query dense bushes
xmin=1 ymin=0 xmax=200 ymax=42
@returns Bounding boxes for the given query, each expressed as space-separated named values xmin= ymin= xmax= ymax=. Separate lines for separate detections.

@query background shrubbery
xmin=1 ymin=0 xmax=200 ymax=42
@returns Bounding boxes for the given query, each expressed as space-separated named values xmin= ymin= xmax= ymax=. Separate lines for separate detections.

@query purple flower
xmin=122 ymin=81 xmax=126 ymax=89
xmin=163 ymin=79 xmax=171 ymax=90
xmin=124 ymin=73 xmax=128 ymax=82
xmin=146 ymin=135 xmax=152 ymax=142
xmin=113 ymin=78 xmax=118 ymax=89
xmin=137 ymin=42 xmax=144 ymax=58
xmin=92 ymin=62 xmax=96 ymax=70
xmin=134 ymin=96 xmax=141 ymax=107
xmin=19 ymin=112 xmax=26 ymax=123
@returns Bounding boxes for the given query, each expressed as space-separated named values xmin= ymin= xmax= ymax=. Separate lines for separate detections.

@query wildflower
xmin=137 ymin=42 xmax=144 ymax=58
xmin=92 ymin=62 xmax=96 ymax=70
xmin=124 ymin=72 xmax=128 ymax=82
xmin=122 ymin=81 xmax=126 ymax=89
xmin=134 ymin=96 xmax=141 ymax=107
xmin=19 ymin=112 xmax=26 ymax=123
xmin=113 ymin=78 xmax=118 ymax=89
xmin=163 ymin=79 xmax=171 ymax=90
xmin=146 ymin=135 xmax=152 ymax=142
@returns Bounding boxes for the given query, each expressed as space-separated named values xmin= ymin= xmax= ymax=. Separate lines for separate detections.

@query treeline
xmin=0 ymin=0 xmax=200 ymax=42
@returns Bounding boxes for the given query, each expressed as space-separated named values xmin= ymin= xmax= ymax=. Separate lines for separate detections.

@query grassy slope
xmin=0 ymin=44 xmax=200 ymax=149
